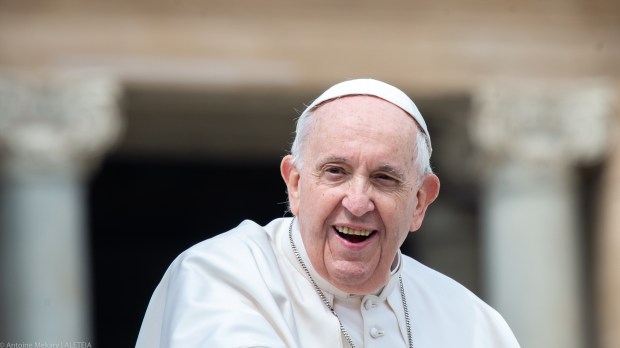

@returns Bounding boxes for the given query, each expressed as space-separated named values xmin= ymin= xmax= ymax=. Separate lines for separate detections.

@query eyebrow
xmin=320 ymin=155 xmax=348 ymax=164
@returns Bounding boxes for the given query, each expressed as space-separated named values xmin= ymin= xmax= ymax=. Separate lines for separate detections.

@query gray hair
xmin=289 ymin=107 xmax=433 ymax=178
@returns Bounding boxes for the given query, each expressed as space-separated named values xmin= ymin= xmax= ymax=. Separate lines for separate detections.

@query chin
xmin=330 ymin=265 xmax=383 ymax=292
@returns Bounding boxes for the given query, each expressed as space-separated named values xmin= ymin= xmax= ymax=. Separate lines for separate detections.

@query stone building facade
xmin=0 ymin=1 xmax=618 ymax=347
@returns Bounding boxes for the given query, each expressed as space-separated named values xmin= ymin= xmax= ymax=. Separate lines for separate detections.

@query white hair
xmin=289 ymin=106 xmax=433 ymax=179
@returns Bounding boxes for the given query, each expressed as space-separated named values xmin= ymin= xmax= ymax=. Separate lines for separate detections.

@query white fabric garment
xmin=136 ymin=218 xmax=521 ymax=348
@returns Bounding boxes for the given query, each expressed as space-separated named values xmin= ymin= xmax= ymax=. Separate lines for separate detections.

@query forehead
xmin=310 ymin=95 xmax=418 ymax=136
xmin=305 ymin=96 xmax=419 ymax=165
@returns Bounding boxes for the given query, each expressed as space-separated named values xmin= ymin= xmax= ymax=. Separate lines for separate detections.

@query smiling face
xmin=281 ymin=96 xmax=440 ymax=294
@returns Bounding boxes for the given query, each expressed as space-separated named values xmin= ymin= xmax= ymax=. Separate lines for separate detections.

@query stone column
xmin=0 ymin=73 xmax=122 ymax=343
xmin=597 ymin=89 xmax=620 ymax=348
xmin=470 ymin=82 xmax=614 ymax=348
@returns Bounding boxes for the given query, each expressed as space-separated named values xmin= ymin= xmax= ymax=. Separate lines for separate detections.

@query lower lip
xmin=334 ymin=227 xmax=377 ymax=251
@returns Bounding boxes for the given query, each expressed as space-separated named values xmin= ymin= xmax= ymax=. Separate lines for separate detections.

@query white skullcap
xmin=304 ymin=78 xmax=431 ymax=149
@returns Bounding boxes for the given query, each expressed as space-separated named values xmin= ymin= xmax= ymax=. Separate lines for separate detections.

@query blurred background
xmin=0 ymin=0 xmax=618 ymax=347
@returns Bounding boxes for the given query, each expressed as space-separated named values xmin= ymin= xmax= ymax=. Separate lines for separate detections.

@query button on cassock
xmin=363 ymin=298 xmax=378 ymax=310
xmin=370 ymin=327 xmax=385 ymax=338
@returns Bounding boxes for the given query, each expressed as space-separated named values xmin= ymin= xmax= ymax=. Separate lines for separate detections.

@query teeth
xmin=335 ymin=226 xmax=372 ymax=237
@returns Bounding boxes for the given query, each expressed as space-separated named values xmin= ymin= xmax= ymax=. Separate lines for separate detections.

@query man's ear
xmin=409 ymin=174 xmax=440 ymax=232
xmin=280 ymin=155 xmax=301 ymax=216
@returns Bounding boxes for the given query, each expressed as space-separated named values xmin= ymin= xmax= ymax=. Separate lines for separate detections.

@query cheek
xmin=303 ymin=179 xmax=337 ymax=202
xmin=381 ymin=196 xmax=417 ymax=232
xmin=298 ymin=183 xmax=323 ymax=214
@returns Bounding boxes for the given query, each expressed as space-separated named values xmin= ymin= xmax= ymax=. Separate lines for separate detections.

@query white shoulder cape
xmin=136 ymin=217 xmax=520 ymax=348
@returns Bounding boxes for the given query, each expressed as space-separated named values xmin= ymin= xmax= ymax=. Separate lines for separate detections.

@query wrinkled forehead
xmin=310 ymin=95 xmax=417 ymax=133
xmin=304 ymin=79 xmax=431 ymax=148
xmin=307 ymin=96 xmax=421 ymax=166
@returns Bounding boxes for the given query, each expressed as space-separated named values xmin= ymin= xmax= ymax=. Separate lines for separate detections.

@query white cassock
xmin=136 ymin=217 xmax=520 ymax=348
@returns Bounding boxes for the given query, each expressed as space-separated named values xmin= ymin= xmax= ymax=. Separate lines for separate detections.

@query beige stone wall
xmin=0 ymin=0 xmax=618 ymax=93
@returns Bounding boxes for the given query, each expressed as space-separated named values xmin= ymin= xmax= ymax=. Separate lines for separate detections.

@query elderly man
xmin=136 ymin=79 xmax=520 ymax=347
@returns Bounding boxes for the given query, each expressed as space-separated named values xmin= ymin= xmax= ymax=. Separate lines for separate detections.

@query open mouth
xmin=335 ymin=226 xmax=376 ymax=243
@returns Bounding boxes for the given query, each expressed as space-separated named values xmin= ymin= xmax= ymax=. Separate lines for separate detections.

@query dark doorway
xmin=88 ymin=155 xmax=289 ymax=347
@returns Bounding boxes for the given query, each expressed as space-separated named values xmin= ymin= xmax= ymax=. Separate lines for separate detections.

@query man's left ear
xmin=409 ymin=174 xmax=440 ymax=232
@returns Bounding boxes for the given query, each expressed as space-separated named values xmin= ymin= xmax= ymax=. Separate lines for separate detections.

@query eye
xmin=373 ymin=173 xmax=399 ymax=187
xmin=376 ymin=173 xmax=393 ymax=180
xmin=325 ymin=166 xmax=345 ymax=175
xmin=321 ymin=165 xmax=348 ymax=182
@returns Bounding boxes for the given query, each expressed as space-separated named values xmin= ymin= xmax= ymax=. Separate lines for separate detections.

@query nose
xmin=341 ymin=178 xmax=375 ymax=217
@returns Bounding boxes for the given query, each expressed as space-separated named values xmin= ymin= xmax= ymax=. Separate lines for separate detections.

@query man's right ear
xmin=280 ymin=155 xmax=301 ymax=216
